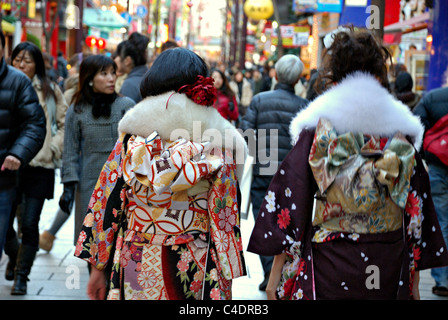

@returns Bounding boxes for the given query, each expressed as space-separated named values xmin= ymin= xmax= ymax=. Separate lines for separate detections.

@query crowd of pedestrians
xmin=0 ymin=26 xmax=448 ymax=300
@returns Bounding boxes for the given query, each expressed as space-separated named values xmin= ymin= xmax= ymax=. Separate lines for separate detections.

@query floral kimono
xmin=248 ymin=72 xmax=448 ymax=300
xmin=74 ymin=91 xmax=247 ymax=300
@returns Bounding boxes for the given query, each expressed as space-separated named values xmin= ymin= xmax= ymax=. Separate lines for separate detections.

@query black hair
xmin=395 ymin=72 xmax=414 ymax=93
xmin=140 ymin=47 xmax=209 ymax=98
xmin=118 ymin=32 xmax=149 ymax=67
xmin=72 ymin=54 xmax=117 ymax=111
xmin=11 ymin=41 xmax=55 ymax=100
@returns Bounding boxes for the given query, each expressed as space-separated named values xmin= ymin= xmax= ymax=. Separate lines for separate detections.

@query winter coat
xmin=63 ymin=73 xmax=78 ymax=106
xmin=413 ymin=86 xmax=448 ymax=168
xmin=61 ymin=96 xmax=135 ymax=241
xmin=248 ymin=72 xmax=448 ymax=300
xmin=213 ymin=90 xmax=239 ymax=121
xmin=239 ymin=82 xmax=309 ymax=176
xmin=119 ymin=64 xmax=149 ymax=103
xmin=396 ymin=91 xmax=421 ymax=111
xmin=28 ymin=75 xmax=68 ymax=169
xmin=229 ymin=78 xmax=253 ymax=115
xmin=0 ymin=57 xmax=46 ymax=190
xmin=74 ymin=92 xmax=248 ymax=300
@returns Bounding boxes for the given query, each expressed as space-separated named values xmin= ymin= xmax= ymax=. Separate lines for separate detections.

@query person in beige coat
xmin=4 ymin=42 xmax=68 ymax=296
xmin=63 ymin=53 xmax=92 ymax=105
xmin=229 ymin=69 xmax=253 ymax=118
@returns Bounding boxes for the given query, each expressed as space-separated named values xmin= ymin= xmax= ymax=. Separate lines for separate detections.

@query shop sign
xmin=271 ymin=25 xmax=310 ymax=48
xmin=294 ymin=0 xmax=342 ymax=13
xmin=22 ymin=18 xmax=49 ymax=28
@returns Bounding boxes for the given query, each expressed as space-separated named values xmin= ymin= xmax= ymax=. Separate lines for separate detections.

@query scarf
xmin=91 ymin=92 xmax=117 ymax=118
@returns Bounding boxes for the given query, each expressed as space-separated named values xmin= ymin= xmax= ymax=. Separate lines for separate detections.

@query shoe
xmin=259 ymin=272 xmax=270 ymax=291
xmin=4 ymin=236 xmax=19 ymax=281
xmin=39 ymin=231 xmax=55 ymax=252
xmin=432 ymin=286 xmax=448 ymax=297
xmin=5 ymin=260 xmax=15 ymax=281
xmin=10 ymin=244 xmax=37 ymax=296
xmin=11 ymin=273 xmax=29 ymax=295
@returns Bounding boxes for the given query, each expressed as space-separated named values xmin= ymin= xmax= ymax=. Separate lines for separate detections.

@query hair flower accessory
xmin=178 ymin=75 xmax=217 ymax=106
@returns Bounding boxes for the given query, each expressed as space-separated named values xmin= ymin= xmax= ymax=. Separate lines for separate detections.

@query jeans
xmin=0 ymin=188 xmax=16 ymax=260
xmin=428 ymin=164 xmax=448 ymax=288
xmin=7 ymin=194 xmax=45 ymax=249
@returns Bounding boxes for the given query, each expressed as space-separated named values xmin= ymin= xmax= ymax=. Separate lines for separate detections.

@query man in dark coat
xmin=413 ymin=86 xmax=448 ymax=296
xmin=239 ymin=54 xmax=308 ymax=291
xmin=0 ymin=30 xmax=46 ymax=260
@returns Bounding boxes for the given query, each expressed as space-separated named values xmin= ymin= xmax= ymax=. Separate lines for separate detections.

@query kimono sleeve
xmin=74 ymin=134 xmax=127 ymax=271
xmin=208 ymin=156 xmax=246 ymax=280
xmin=247 ymin=129 xmax=317 ymax=256
xmin=405 ymin=150 xmax=448 ymax=271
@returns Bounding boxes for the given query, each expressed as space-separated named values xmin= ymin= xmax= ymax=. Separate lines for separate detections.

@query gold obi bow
xmin=309 ymin=118 xmax=415 ymax=214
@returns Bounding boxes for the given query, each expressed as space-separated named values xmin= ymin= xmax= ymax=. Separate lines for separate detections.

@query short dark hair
xmin=319 ymin=26 xmax=392 ymax=91
xmin=161 ymin=39 xmax=179 ymax=52
xmin=118 ymin=32 xmax=149 ymax=67
xmin=140 ymin=47 xmax=209 ymax=99
xmin=0 ymin=30 xmax=5 ymax=49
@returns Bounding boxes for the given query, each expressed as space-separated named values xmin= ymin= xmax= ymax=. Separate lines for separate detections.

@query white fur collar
xmin=118 ymin=91 xmax=247 ymax=180
xmin=290 ymin=72 xmax=424 ymax=150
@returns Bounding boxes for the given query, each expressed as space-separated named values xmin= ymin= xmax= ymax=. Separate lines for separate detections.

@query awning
xmin=83 ymin=8 xmax=129 ymax=30
xmin=1 ymin=19 xmax=15 ymax=33
xmin=384 ymin=12 xmax=430 ymax=34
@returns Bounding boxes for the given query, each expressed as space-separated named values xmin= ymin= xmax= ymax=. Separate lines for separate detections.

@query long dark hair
xmin=11 ymin=42 xmax=55 ymax=100
xmin=317 ymin=26 xmax=392 ymax=92
xmin=211 ymin=68 xmax=235 ymax=98
xmin=140 ymin=47 xmax=209 ymax=99
xmin=71 ymin=55 xmax=117 ymax=112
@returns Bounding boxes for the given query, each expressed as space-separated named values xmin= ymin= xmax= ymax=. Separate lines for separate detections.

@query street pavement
xmin=0 ymin=167 xmax=446 ymax=301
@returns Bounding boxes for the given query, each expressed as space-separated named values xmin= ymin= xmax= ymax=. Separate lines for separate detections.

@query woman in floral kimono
xmin=74 ymin=48 xmax=247 ymax=300
xmin=248 ymin=28 xmax=448 ymax=300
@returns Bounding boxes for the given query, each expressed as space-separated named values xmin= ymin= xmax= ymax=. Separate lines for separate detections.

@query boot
xmin=11 ymin=244 xmax=37 ymax=295
xmin=4 ymin=236 xmax=20 ymax=281
xmin=39 ymin=230 xmax=55 ymax=252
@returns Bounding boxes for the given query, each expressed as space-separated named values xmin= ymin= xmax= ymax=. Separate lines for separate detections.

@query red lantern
xmin=85 ymin=35 xmax=97 ymax=48
xmin=97 ymin=38 xmax=107 ymax=50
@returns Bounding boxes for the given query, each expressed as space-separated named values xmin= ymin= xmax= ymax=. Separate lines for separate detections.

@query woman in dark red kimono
xmin=248 ymin=27 xmax=448 ymax=300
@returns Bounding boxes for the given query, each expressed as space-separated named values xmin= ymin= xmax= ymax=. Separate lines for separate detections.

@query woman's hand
xmin=266 ymin=253 xmax=287 ymax=300
xmin=1 ymin=155 xmax=21 ymax=171
xmin=412 ymin=270 xmax=420 ymax=300
xmin=87 ymin=267 xmax=107 ymax=300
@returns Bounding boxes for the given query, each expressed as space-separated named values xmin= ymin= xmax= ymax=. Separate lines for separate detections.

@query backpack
xmin=423 ymin=113 xmax=448 ymax=166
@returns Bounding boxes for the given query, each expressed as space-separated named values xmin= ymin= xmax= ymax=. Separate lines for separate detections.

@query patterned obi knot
xmin=122 ymin=131 xmax=224 ymax=236
xmin=309 ymin=118 xmax=415 ymax=234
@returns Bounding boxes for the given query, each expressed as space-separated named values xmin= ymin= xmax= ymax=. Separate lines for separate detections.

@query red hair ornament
xmin=166 ymin=75 xmax=217 ymax=109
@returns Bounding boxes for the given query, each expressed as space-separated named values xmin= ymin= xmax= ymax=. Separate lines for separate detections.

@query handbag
xmin=423 ymin=113 xmax=448 ymax=166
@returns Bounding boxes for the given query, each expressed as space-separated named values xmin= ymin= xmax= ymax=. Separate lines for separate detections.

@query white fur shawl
xmin=289 ymin=72 xmax=425 ymax=150
xmin=118 ymin=91 xmax=248 ymax=180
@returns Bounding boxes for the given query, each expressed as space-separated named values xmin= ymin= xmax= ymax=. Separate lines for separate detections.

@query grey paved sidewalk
xmin=0 ymin=168 xmax=446 ymax=300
